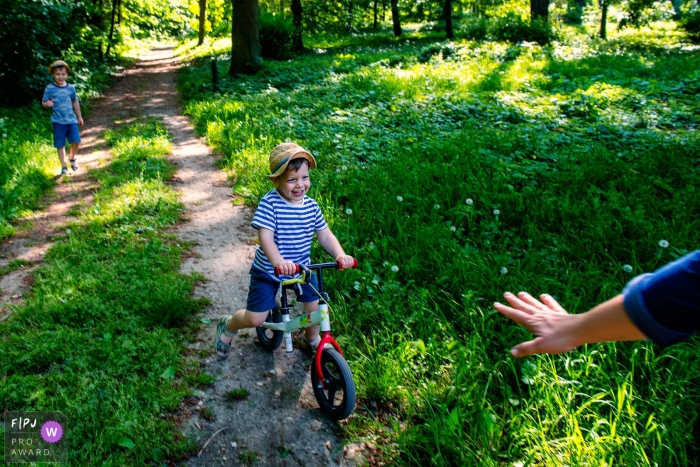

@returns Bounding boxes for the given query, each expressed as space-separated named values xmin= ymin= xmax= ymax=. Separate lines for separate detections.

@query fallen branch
xmin=197 ymin=426 xmax=230 ymax=458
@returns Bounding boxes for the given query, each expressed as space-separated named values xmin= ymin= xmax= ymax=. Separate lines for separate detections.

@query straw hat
xmin=267 ymin=142 xmax=316 ymax=179
xmin=48 ymin=60 xmax=70 ymax=75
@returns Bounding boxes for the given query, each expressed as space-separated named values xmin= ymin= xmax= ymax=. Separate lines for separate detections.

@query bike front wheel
xmin=311 ymin=348 xmax=356 ymax=420
xmin=256 ymin=307 xmax=283 ymax=351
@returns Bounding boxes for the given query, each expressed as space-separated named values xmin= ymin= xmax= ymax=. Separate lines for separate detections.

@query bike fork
xmin=314 ymin=303 xmax=343 ymax=389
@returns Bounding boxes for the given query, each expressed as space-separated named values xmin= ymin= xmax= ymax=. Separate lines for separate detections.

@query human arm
xmin=316 ymin=227 xmax=354 ymax=269
xmin=258 ymin=227 xmax=297 ymax=276
xmin=493 ymin=292 xmax=646 ymax=357
xmin=42 ymin=99 xmax=54 ymax=108
xmin=72 ymin=98 xmax=83 ymax=126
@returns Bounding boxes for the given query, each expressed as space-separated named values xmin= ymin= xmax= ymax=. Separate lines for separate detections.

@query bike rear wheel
xmin=256 ymin=307 xmax=283 ymax=351
xmin=311 ymin=348 xmax=356 ymax=420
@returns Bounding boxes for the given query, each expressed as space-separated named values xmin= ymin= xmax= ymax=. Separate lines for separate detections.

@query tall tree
xmin=599 ymin=0 xmax=609 ymax=38
xmin=198 ymin=0 xmax=207 ymax=46
xmin=390 ymin=0 xmax=401 ymax=36
xmin=530 ymin=0 xmax=549 ymax=20
xmin=230 ymin=0 xmax=261 ymax=75
xmin=105 ymin=0 xmax=118 ymax=57
xmin=291 ymin=0 xmax=304 ymax=51
xmin=444 ymin=0 xmax=453 ymax=39
xmin=373 ymin=0 xmax=378 ymax=29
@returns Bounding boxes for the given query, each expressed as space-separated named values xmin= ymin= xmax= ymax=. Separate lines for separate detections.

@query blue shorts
xmin=52 ymin=123 xmax=81 ymax=148
xmin=246 ymin=269 xmax=320 ymax=312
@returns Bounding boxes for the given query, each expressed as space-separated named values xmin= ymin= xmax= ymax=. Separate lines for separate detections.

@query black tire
xmin=256 ymin=307 xmax=283 ymax=351
xmin=311 ymin=348 xmax=356 ymax=420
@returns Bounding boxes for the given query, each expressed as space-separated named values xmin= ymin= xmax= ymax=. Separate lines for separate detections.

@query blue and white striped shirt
xmin=251 ymin=189 xmax=328 ymax=281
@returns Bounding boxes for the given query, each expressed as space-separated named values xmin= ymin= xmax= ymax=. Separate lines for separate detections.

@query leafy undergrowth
xmin=0 ymin=107 xmax=59 ymax=240
xmin=0 ymin=54 xmax=136 ymax=241
xmin=0 ymin=119 xmax=208 ymax=465
xmin=180 ymin=27 xmax=700 ymax=466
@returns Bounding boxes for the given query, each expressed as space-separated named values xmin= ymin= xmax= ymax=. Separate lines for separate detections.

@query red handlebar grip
xmin=337 ymin=258 xmax=359 ymax=269
xmin=274 ymin=264 xmax=300 ymax=276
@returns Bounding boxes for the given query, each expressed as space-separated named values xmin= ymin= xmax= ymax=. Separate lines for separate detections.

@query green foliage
xmin=226 ymin=386 xmax=250 ymax=400
xmin=490 ymin=13 xmax=557 ymax=44
xmin=259 ymin=12 xmax=295 ymax=60
xmin=680 ymin=11 xmax=700 ymax=43
xmin=0 ymin=119 xmax=206 ymax=464
xmin=459 ymin=17 xmax=489 ymax=40
xmin=562 ymin=4 xmax=584 ymax=25
xmin=180 ymin=28 xmax=700 ymax=466
xmin=0 ymin=106 xmax=57 ymax=239
xmin=0 ymin=0 xmax=84 ymax=106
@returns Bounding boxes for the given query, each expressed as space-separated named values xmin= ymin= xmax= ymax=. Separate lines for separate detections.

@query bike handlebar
xmin=274 ymin=258 xmax=358 ymax=277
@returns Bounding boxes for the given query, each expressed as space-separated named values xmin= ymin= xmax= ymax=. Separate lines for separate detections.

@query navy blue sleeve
xmin=623 ymin=250 xmax=700 ymax=347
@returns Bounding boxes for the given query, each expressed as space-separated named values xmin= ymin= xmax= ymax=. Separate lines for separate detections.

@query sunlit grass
xmin=0 ymin=119 xmax=206 ymax=464
xmin=179 ymin=23 xmax=700 ymax=466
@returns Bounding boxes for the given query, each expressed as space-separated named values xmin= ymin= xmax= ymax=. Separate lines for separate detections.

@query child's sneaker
xmin=296 ymin=334 xmax=320 ymax=353
xmin=60 ymin=167 xmax=68 ymax=176
xmin=215 ymin=315 xmax=237 ymax=359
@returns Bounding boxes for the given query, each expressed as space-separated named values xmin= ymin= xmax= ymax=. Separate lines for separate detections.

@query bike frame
xmin=260 ymin=262 xmax=350 ymax=389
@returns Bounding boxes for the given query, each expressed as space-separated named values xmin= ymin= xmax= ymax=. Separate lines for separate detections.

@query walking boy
xmin=42 ymin=60 xmax=84 ymax=176
xmin=215 ymin=142 xmax=355 ymax=358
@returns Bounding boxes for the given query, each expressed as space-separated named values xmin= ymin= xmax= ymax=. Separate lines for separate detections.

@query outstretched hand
xmin=493 ymin=292 xmax=580 ymax=357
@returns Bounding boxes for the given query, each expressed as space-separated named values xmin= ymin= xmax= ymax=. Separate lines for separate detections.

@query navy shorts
xmin=246 ymin=269 xmax=320 ymax=312
xmin=52 ymin=123 xmax=81 ymax=148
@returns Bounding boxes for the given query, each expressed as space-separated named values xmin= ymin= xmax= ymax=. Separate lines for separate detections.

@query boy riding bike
xmin=215 ymin=142 xmax=354 ymax=358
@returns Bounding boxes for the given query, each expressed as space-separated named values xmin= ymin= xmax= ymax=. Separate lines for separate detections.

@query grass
xmin=178 ymin=20 xmax=700 ymax=467
xmin=0 ymin=118 xmax=208 ymax=464
xmin=226 ymin=386 xmax=250 ymax=401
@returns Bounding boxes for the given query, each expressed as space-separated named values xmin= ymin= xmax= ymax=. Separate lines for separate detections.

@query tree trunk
xmin=390 ymin=0 xmax=401 ymax=36
xmin=530 ymin=0 xmax=549 ymax=20
xmin=599 ymin=0 xmax=608 ymax=38
xmin=230 ymin=0 xmax=261 ymax=75
xmin=105 ymin=0 xmax=117 ymax=58
xmin=198 ymin=0 xmax=207 ymax=46
xmin=373 ymin=0 xmax=378 ymax=29
xmin=445 ymin=0 xmax=453 ymax=39
xmin=291 ymin=0 xmax=304 ymax=51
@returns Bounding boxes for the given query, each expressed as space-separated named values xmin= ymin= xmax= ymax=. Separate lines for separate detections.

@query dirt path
xmin=1 ymin=47 xmax=363 ymax=466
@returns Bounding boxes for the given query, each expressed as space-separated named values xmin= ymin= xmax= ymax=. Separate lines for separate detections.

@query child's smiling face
xmin=274 ymin=162 xmax=310 ymax=204
xmin=52 ymin=67 xmax=68 ymax=86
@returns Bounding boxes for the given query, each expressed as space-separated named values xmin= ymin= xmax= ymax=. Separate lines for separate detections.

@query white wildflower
xmin=450 ymin=226 xmax=456 ymax=232
xmin=466 ymin=198 xmax=473 ymax=205
xmin=396 ymin=196 xmax=403 ymax=202
xmin=65 ymin=228 xmax=72 ymax=235
xmin=493 ymin=209 xmax=500 ymax=216
xmin=658 ymin=239 xmax=669 ymax=248
xmin=500 ymin=267 xmax=508 ymax=275
xmin=383 ymin=261 xmax=389 ymax=267
xmin=434 ymin=204 xmax=440 ymax=210
xmin=622 ymin=264 xmax=633 ymax=273
xmin=342 ymin=165 xmax=348 ymax=171
xmin=391 ymin=265 xmax=399 ymax=272
xmin=335 ymin=168 xmax=341 ymax=173
xmin=345 ymin=208 xmax=353 ymax=215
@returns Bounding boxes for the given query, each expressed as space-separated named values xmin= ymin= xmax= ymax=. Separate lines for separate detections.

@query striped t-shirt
xmin=251 ymin=189 xmax=328 ymax=281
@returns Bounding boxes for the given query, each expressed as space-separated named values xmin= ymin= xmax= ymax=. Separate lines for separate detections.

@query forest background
xmin=1 ymin=0 xmax=700 ymax=465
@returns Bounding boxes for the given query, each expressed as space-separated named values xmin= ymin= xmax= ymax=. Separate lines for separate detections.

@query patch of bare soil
xmin=0 ymin=54 xmax=148 ymax=318
xmin=0 ymin=46 xmax=367 ymax=467
xmin=131 ymin=49 xmax=362 ymax=467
